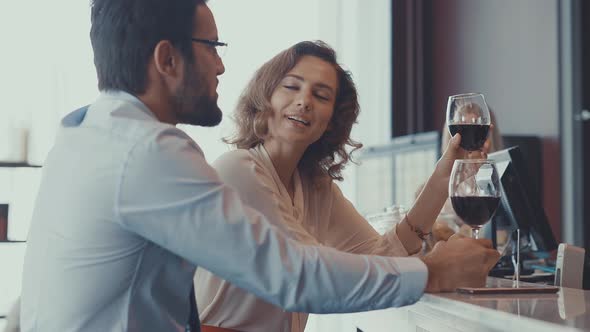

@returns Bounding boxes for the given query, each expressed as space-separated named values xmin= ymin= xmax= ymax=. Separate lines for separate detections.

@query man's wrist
xmin=419 ymin=255 xmax=439 ymax=293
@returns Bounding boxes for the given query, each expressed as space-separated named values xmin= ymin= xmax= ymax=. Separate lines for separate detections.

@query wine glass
xmin=447 ymin=93 xmax=491 ymax=151
xmin=499 ymin=228 xmax=528 ymax=286
xmin=449 ymin=159 xmax=501 ymax=239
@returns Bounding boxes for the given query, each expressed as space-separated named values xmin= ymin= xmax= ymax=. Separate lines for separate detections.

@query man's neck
xmin=136 ymin=92 xmax=178 ymax=125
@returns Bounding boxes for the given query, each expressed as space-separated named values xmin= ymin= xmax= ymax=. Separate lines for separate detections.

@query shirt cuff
xmin=391 ymin=257 xmax=428 ymax=305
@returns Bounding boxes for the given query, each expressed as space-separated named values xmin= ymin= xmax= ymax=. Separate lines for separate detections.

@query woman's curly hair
xmin=225 ymin=40 xmax=362 ymax=181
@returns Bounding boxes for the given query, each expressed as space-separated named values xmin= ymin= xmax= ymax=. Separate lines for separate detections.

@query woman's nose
xmin=296 ymin=91 xmax=312 ymax=111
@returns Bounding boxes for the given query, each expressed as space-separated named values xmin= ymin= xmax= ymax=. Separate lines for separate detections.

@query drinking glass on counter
xmin=449 ymin=159 xmax=501 ymax=239
xmin=366 ymin=205 xmax=406 ymax=235
xmin=446 ymin=93 xmax=491 ymax=151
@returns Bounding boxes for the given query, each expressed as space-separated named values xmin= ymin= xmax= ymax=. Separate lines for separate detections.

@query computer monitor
xmin=486 ymin=146 xmax=558 ymax=253
xmin=355 ymin=131 xmax=440 ymax=215
xmin=501 ymin=135 xmax=544 ymax=205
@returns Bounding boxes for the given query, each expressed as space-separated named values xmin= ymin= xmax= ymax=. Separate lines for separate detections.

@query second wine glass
xmin=447 ymin=93 xmax=491 ymax=151
xmin=449 ymin=159 xmax=501 ymax=239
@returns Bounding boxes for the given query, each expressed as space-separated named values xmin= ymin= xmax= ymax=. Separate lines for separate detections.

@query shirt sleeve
xmin=322 ymin=182 xmax=413 ymax=257
xmin=115 ymin=128 xmax=427 ymax=313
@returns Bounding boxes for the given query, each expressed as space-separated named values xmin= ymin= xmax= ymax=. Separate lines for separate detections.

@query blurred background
xmin=0 ymin=0 xmax=588 ymax=330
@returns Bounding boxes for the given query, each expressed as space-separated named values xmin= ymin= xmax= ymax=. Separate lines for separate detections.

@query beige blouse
xmin=194 ymin=145 xmax=410 ymax=332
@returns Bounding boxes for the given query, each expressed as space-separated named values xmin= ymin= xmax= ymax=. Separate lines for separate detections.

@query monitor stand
xmin=489 ymin=255 xmax=534 ymax=277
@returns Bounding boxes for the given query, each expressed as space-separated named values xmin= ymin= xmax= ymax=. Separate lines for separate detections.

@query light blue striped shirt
xmin=20 ymin=91 xmax=427 ymax=331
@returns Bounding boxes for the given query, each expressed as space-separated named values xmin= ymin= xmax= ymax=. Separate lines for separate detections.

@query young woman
xmin=194 ymin=41 xmax=481 ymax=332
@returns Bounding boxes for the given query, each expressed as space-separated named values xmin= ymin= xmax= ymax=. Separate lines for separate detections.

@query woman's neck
xmin=263 ymin=140 xmax=307 ymax=198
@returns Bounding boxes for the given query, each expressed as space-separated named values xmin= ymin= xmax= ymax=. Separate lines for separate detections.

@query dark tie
xmin=186 ymin=285 xmax=200 ymax=332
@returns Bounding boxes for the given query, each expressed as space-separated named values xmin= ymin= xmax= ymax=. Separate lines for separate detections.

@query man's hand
xmin=419 ymin=234 xmax=500 ymax=293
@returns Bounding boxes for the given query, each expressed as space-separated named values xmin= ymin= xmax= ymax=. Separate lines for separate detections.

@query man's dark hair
xmin=90 ymin=0 xmax=206 ymax=94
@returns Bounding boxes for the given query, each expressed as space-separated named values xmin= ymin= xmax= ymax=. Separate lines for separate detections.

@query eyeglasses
xmin=191 ymin=38 xmax=228 ymax=57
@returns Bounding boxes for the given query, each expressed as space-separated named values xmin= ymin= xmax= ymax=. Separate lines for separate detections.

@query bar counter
xmin=311 ymin=277 xmax=590 ymax=332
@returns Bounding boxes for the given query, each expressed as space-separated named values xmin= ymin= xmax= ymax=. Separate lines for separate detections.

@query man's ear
xmin=153 ymin=40 xmax=182 ymax=78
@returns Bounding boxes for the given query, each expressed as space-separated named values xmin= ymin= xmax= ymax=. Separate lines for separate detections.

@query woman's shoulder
xmin=213 ymin=148 xmax=263 ymax=173
xmin=213 ymin=148 xmax=274 ymax=187
xmin=214 ymin=148 xmax=255 ymax=165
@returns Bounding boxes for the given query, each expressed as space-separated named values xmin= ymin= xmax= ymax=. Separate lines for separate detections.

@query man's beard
xmin=171 ymin=62 xmax=222 ymax=127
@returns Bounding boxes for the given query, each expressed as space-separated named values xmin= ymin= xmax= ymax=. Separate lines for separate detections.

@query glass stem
xmin=471 ymin=228 xmax=480 ymax=239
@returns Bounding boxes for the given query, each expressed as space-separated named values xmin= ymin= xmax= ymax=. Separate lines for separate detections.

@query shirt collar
xmin=98 ymin=90 xmax=159 ymax=121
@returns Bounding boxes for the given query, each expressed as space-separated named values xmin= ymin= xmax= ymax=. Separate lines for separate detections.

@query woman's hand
xmin=436 ymin=125 xmax=493 ymax=179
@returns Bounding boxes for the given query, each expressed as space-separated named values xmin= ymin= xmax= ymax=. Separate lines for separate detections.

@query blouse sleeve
xmin=320 ymin=182 xmax=411 ymax=257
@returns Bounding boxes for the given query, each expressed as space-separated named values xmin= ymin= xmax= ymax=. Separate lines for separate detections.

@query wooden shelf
xmin=0 ymin=163 xmax=41 ymax=168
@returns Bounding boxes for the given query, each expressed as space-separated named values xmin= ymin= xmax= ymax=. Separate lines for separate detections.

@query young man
xmin=20 ymin=1 xmax=499 ymax=331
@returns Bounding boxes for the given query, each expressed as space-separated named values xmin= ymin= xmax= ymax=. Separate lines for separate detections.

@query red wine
xmin=448 ymin=124 xmax=490 ymax=151
xmin=450 ymin=196 xmax=500 ymax=228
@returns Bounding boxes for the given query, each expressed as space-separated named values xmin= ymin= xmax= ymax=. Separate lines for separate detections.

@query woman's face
xmin=266 ymin=55 xmax=338 ymax=149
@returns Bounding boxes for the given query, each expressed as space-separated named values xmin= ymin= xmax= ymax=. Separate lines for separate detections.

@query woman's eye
xmin=283 ymin=85 xmax=299 ymax=90
xmin=315 ymin=93 xmax=330 ymax=101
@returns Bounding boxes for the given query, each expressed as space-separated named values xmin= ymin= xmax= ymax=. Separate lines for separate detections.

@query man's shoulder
xmin=78 ymin=93 xmax=194 ymax=149
xmin=105 ymin=108 xmax=183 ymax=145
xmin=92 ymin=101 xmax=204 ymax=157
xmin=119 ymin=125 xmax=206 ymax=170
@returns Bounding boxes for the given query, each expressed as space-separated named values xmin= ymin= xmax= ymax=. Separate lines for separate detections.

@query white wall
xmin=0 ymin=1 xmax=96 ymax=165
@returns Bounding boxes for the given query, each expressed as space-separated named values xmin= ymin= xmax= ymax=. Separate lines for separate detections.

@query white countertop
xmin=318 ymin=277 xmax=590 ymax=332
xmin=414 ymin=277 xmax=588 ymax=332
